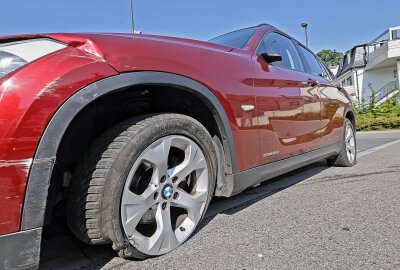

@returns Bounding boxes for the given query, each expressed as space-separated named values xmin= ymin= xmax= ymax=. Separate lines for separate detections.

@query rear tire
xmin=66 ymin=114 xmax=217 ymax=259
xmin=326 ymin=118 xmax=357 ymax=167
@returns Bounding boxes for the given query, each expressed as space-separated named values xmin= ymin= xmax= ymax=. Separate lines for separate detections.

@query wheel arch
xmin=21 ymin=71 xmax=237 ymax=230
xmin=345 ymin=109 xmax=356 ymax=127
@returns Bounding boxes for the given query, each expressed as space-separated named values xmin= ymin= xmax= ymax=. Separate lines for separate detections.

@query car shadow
xmin=39 ymin=161 xmax=330 ymax=269
xmin=197 ymin=161 xmax=329 ymax=231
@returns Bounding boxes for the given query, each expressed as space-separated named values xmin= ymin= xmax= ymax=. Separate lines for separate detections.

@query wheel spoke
xmin=349 ymin=138 xmax=355 ymax=148
xmin=346 ymin=143 xmax=352 ymax=151
xmin=141 ymin=137 xmax=173 ymax=179
xmin=121 ymin=186 xmax=157 ymax=237
xmin=172 ymin=189 xmax=207 ymax=223
xmin=345 ymin=126 xmax=353 ymax=141
xmin=148 ymin=204 xmax=180 ymax=254
xmin=169 ymin=142 xmax=206 ymax=182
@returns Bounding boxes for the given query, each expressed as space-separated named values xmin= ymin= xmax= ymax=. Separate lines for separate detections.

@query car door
xmin=253 ymin=32 xmax=323 ymax=164
xmin=296 ymin=45 xmax=346 ymax=146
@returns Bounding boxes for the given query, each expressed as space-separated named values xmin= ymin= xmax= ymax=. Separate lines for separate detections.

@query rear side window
xmin=318 ymin=60 xmax=332 ymax=80
xmin=209 ymin=27 xmax=257 ymax=49
xmin=298 ymin=46 xmax=325 ymax=77
xmin=257 ymin=32 xmax=304 ymax=72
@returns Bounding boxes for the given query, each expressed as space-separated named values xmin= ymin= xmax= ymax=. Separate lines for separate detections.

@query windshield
xmin=209 ymin=27 xmax=257 ymax=49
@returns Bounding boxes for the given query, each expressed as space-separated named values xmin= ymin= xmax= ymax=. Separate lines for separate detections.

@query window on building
xmin=346 ymin=76 xmax=353 ymax=86
xmin=342 ymin=80 xmax=346 ymax=86
xmin=392 ymin=29 xmax=399 ymax=40
xmin=347 ymin=52 xmax=351 ymax=64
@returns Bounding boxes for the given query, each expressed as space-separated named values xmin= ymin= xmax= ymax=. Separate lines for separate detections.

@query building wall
xmin=362 ymin=66 xmax=397 ymax=100
xmin=337 ymin=68 xmax=364 ymax=102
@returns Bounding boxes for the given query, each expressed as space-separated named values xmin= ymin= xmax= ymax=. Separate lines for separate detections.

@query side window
xmin=257 ymin=32 xmax=304 ymax=72
xmin=298 ymin=46 xmax=325 ymax=77
xmin=318 ymin=60 xmax=332 ymax=81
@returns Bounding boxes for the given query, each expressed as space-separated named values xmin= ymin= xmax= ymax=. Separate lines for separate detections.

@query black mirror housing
xmin=259 ymin=52 xmax=283 ymax=63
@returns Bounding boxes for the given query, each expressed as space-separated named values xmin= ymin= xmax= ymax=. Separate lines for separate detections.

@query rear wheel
xmin=327 ymin=118 xmax=357 ymax=167
xmin=66 ymin=114 xmax=217 ymax=259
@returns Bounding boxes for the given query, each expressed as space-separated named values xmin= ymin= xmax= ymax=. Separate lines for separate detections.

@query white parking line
xmin=358 ymin=138 xmax=400 ymax=157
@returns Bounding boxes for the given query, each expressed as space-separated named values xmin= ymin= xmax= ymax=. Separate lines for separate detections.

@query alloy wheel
xmin=345 ymin=123 xmax=356 ymax=163
xmin=120 ymin=135 xmax=209 ymax=255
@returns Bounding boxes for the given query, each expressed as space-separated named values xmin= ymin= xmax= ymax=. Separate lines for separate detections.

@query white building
xmin=336 ymin=26 xmax=400 ymax=105
xmin=329 ymin=65 xmax=339 ymax=76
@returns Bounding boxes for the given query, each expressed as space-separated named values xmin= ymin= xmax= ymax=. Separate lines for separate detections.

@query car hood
xmin=1 ymin=32 xmax=234 ymax=70
xmin=37 ymin=33 xmax=235 ymax=73
xmin=43 ymin=32 xmax=231 ymax=56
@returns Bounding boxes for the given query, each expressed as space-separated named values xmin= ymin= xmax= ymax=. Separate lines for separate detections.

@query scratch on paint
xmin=59 ymin=54 xmax=104 ymax=61
xmin=34 ymin=78 xmax=62 ymax=99
xmin=0 ymin=158 xmax=33 ymax=175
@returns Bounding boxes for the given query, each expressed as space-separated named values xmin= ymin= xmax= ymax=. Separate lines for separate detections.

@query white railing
xmin=363 ymin=81 xmax=399 ymax=106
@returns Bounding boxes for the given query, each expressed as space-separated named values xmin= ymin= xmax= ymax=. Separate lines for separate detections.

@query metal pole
xmin=130 ymin=0 xmax=134 ymax=34
xmin=304 ymin=27 xmax=308 ymax=47
xmin=301 ymin=22 xmax=308 ymax=47
xmin=397 ymin=59 xmax=400 ymax=90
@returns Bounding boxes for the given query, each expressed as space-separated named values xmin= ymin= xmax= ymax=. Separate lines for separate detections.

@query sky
xmin=1 ymin=0 xmax=399 ymax=53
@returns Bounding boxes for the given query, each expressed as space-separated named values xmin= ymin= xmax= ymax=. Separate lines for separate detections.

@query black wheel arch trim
xmin=21 ymin=71 xmax=238 ymax=230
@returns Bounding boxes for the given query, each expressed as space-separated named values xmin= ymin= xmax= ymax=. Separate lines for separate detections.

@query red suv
xmin=0 ymin=24 xmax=356 ymax=269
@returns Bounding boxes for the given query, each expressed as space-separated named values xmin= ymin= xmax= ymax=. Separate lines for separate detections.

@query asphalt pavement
xmin=40 ymin=130 xmax=400 ymax=270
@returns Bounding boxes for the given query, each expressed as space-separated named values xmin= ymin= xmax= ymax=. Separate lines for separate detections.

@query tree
xmin=317 ymin=49 xmax=343 ymax=67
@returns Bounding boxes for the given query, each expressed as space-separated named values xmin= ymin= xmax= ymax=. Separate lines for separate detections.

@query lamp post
xmin=301 ymin=22 xmax=309 ymax=47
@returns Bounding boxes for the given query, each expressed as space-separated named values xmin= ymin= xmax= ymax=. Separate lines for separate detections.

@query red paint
xmin=0 ymin=46 xmax=118 ymax=234
xmin=0 ymin=25 xmax=352 ymax=235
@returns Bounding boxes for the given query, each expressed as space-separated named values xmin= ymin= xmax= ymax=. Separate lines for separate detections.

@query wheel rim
xmin=345 ymin=123 xmax=356 ymax=163
xmin=121 ymin=135 xmax=209 ymax=255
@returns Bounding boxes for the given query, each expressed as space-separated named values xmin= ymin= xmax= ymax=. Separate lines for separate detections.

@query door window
xmin=298 ymin=46 xmax=325 ymax=77
xmin=257 ymin=32 xmax=304 ymax=72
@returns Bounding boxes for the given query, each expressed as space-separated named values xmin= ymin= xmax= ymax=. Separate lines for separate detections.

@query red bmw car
xmin=0 ymin=24 xmax=356 ymax=269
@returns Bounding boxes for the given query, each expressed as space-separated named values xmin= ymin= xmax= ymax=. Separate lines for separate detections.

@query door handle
xmin=306 ymin=78 xmax=319 ymax=87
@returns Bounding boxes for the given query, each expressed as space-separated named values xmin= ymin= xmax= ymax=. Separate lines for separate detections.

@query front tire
xmin=327 ymin=118 xmax=357 ymax=167
xmin=66 ymin=114 xmax=217 ymax=259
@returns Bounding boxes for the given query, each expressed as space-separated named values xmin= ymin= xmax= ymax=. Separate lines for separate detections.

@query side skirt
xmin=0 ymin=228 xmax=42 ymax=270
xmin=230 ymin=143 xmax=341 ymax=196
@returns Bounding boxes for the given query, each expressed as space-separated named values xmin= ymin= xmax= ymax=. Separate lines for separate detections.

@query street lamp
xmin=301 ymin=22 xmax=309 ymax=47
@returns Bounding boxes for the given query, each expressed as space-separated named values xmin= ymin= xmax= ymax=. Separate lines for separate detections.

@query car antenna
xmin=129 ymin=0 xmax=142 ymax=34
xmin=130 ymin=0 xmax=135 ymax=34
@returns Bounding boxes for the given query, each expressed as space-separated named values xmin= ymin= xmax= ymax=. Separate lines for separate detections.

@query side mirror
xmin=259 ymin=52 xmax=282 ymax=63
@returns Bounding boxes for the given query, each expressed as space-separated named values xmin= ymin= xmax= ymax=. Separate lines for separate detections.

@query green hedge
xmin=356 ymin=113 xmax=400 ymax=131
xmin=356 ymin=97 xmax=400 ymax=131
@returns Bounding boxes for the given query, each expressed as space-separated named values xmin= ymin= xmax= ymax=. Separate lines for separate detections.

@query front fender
xmin=0 ymin=46 xmax=117 ymax=235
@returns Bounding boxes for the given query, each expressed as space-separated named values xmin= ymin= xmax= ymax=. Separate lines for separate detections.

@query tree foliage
xmin=317 ymin=49 xmax=343 ymax=66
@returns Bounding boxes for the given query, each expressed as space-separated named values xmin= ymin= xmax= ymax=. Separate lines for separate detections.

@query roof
xmin=336 ymin=44 xmax=367 ymax=77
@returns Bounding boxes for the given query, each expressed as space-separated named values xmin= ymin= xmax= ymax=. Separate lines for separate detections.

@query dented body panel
xmin=0 ymin=46 xmax=117 ymax=234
